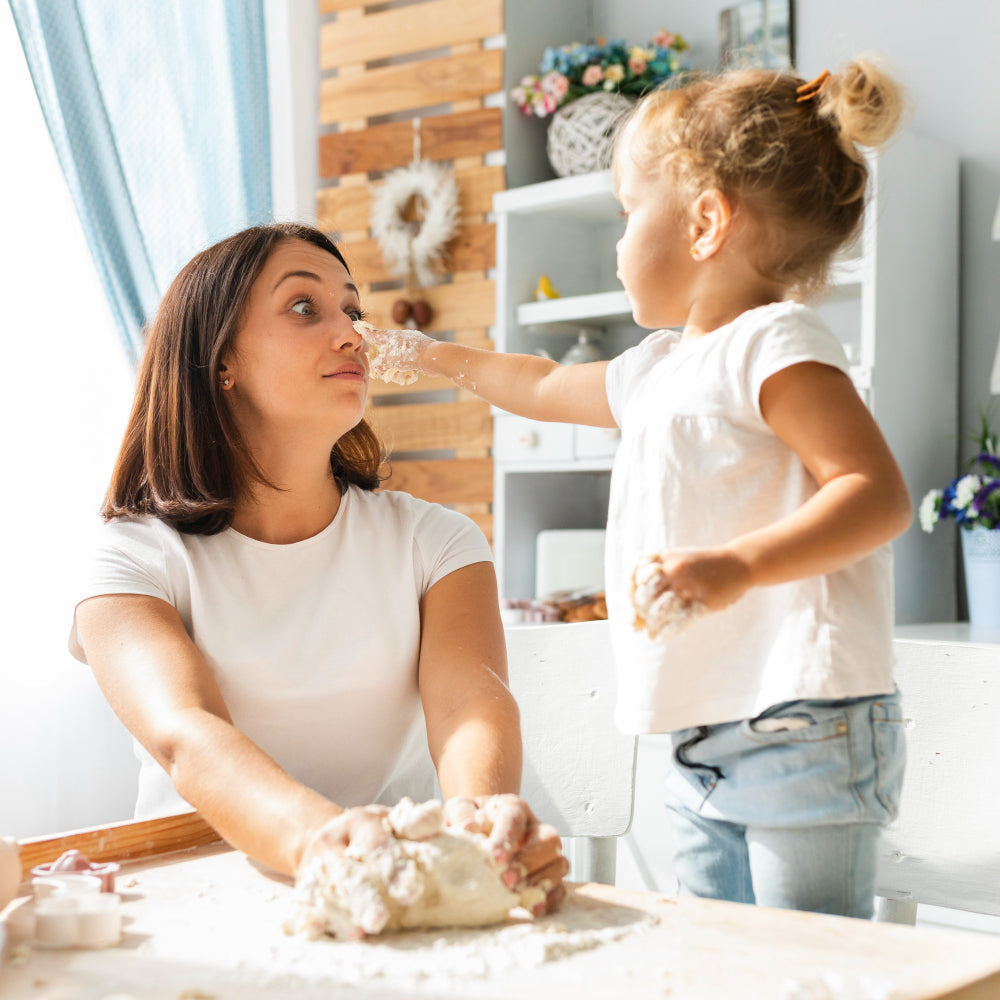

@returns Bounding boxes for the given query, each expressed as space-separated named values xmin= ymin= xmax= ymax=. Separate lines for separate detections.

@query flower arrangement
xmin=510 ymin=29 xmax=689 ymax=119
xmin=920 ymin=408 xmax=1000 ymax=533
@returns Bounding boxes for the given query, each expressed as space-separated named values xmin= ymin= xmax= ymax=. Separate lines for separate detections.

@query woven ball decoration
xmin=546 ymin=92 xmax=635 ymax=177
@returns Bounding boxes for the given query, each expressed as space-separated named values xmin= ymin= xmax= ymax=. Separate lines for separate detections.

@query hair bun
xmin=818 ymin=57 xmax=907 ymax=155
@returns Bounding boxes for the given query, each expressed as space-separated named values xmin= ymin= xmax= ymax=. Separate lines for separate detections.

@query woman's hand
xmin=443 ymin=794 xmax=568 ymax=914
xmin=296 ymin=804 xmax=392 ymax=880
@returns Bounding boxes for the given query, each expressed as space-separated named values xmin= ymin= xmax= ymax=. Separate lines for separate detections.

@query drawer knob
xmin=519 ymin=431 xmax=540 ymax=449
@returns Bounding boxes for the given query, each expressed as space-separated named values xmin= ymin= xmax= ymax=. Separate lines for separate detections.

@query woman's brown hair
xmin=102 ymin=222 xmax=385 ymax=534
xmin=616 ymin=58 xmax=907 ymax=299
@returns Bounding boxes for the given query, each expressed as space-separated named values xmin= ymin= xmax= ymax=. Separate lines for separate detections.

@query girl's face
xmin=614 ymin=141 xmax=696 ymax=330
xmin=223 ymin=239 xmax=369 ymax=445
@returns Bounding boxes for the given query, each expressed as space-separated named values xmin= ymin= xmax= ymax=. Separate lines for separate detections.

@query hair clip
xmin=795 ymin=69 xmax=831 ymax=103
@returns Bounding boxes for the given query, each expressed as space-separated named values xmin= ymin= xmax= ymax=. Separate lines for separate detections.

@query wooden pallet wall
xmin=316 ymin=0 xmax=505 ymax=541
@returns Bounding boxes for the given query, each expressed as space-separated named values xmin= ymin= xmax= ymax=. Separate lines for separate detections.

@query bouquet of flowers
xmin=510 ymin=28 xmax=689 ymax=119
xmin=920 ymin=408 xmax=1000 ymax=533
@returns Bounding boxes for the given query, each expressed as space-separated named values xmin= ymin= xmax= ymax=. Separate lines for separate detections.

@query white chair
xmin=874 ymin=630 xmax=1000 ymax=923
xmin=504 ymin=620 xmax=638 ymax=884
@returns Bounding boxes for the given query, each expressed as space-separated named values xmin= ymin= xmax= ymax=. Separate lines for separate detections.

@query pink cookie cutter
xmin=32 ymin=849 xmax=119 ymax=893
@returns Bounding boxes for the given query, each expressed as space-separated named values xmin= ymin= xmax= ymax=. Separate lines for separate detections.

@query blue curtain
xmin=8 ymin=1 xmax=272 ymax=366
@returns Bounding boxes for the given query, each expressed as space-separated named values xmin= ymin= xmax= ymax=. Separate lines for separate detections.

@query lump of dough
xmin=629 ymin=554 xmax=706 ymax=639
xmin=287 ymin=798 xmax=540 ymax=941
xmin=353 ymin=320 xmax=420 ymax=386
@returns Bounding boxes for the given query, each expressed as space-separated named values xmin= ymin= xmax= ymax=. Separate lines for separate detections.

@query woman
xmin=70 ymin=222 xmax=566 ymax=909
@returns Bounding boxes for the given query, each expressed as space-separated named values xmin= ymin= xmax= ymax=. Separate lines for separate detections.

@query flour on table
xmin=353 ymin=320 xmax=423 ymax=386
xmin=287 ymin=798 xmax=543 ymax=941
xmin=629 ymin=554 xmax=707 ymax=639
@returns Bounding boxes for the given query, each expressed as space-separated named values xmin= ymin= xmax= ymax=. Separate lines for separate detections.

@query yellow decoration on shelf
xmin=535 ymin=275 xmax=560 ymax=300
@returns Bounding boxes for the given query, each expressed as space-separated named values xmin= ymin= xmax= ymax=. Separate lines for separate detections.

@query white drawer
xmin=493 ymin=415 xmax=574 ymax=462
xmin=575 ymin=424 xmax=621 ymax=459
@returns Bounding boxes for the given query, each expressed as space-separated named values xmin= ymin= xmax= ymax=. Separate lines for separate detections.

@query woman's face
xmin=223 ymin=239 xmax=369 ymax=445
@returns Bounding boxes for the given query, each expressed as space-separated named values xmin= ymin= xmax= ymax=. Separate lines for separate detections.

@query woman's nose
xmin=335 ymin=317 xmax=365 ymax=352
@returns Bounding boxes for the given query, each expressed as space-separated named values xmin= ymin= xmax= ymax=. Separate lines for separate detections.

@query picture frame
xmin=719 ymin=0 xmax=795 ymax=70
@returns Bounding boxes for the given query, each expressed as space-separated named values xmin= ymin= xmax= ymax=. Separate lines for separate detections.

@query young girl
xmin=364 ymin=59 xmax=912 ymax=918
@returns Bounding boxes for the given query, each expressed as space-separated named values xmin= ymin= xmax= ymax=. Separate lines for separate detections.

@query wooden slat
xmin=321 ymin=0 xmax=502 ymax=68
xmin=368 ymin=399 xmax=492 ymax=452
xmin=320 ymin=48 xmax=502 ymax=123
xmin=17 ymin=813 xmax=221 ymax=878
xmin=348 ymin=221 xmax=494 ymax=283
xmin=319 ymin=108 xmax=501 ymax=177
xmin=320 ymin=0 xmax=368 ymax=12
xmin=317 ymin=163 xmax=504 ymax=235
xmin=363 ymin=277 xmax=495 ymax=332
xmin=368 ymin=374 xmax=453 ymax=399
xmin=381 ymin=457 xmax=493 ymax=505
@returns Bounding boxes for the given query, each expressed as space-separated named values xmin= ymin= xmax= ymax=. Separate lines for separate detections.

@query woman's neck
xmin=231 ymin=444 xmax=343 ymax=545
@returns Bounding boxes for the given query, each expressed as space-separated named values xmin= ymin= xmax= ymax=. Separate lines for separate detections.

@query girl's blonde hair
xmin=617 ymin=58 xmax=907 ymax=299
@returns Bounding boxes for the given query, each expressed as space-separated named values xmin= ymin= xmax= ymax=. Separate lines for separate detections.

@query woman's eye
xmin=291 ymin=299 xmax=313 ymax=316
xmin=347 ymin=307 xmax=365 ymax=322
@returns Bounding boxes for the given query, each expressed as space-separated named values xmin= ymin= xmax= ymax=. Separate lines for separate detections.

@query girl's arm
xmin=417 ymin=560 xmax=568 ymax=908
xmin=365 ymin=326 xmax=616 ymax=428
xmin=656 ymin=362 xmax=912 ymax=611
xmin=75 ymin=594 xmax=368 ymax=877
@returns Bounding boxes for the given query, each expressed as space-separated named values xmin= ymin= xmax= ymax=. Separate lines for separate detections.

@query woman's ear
xmin=689 ymin=189 xmax=733 ymax=261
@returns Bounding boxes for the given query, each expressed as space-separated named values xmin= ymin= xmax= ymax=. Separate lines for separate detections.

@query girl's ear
xmin=689 ymin=189 xmax=733 ymax=261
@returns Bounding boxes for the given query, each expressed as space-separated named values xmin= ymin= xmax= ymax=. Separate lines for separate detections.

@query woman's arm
xmin=650 ymin=363 xmax=913 ymax=611
xmin=417 ymin=561 xmax=568 ymax=907
xmin=76 ymin=594 xmax=350 ymax=877
xmin=417 ymin=561 xmax=520 ymax=796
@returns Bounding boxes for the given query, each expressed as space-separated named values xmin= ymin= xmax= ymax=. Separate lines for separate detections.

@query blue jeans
xmin=663 ymin=691 xmax=906 ymax=918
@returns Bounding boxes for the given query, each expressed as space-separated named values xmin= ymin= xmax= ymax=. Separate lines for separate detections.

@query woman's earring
xmin=690 ymin=244 xmax=700 ymax=259
xmin=222 ymin=377 xmax=231 ymax=388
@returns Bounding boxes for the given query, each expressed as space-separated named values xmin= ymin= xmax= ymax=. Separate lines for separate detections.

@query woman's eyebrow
xmin=272 ymin=269 xmax=321 ymax=292
xmin=271 ymin=271 xmax=360 ymax=299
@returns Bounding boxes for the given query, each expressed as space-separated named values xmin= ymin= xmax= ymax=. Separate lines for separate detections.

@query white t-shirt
xmin=68 ymin=487 xmax=493 ymax=818
xmin=605 ymin=301 xmax=895 ymax=734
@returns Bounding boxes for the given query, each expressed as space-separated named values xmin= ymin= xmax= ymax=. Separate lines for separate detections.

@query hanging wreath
xmin=370 ymin=161 xmax=460 ymax=288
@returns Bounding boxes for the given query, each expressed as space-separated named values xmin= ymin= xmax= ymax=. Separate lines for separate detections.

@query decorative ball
xmin=546 ymin=92 xmax=635 ymax=177
xmin=391 ymin=298 xmax=412 ymax=324
xmin=411 ymin=299 xmax=433 ymax=328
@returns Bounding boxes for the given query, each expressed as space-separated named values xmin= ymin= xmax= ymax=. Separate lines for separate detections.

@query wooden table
xmin=3 ymin=816 xmax=1000 ymax=1000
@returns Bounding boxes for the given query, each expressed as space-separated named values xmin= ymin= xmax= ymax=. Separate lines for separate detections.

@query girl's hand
xmin=649 ymin=547 xmax=752 ymax=614
xmin=296 ymin=804 xmax=392 ymax=880
xmin=354 ymin=322 xmax=434 ymax=384
xmin=443 ymin=794 xmax=568 ymax=914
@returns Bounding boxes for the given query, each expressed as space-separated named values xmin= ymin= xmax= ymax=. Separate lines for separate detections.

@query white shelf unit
xmin=491 ymin=134 xmax=959 ymax=623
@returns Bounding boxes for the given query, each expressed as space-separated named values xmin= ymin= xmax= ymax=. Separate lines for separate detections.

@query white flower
xmin=919 ymin=489 xmax=943 ymax=533
xmin=954 ymin=474 xmax=983 ymax=511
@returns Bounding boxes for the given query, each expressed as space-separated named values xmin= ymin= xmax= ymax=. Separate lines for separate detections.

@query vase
xmin=546 ymin=92 xmax=635 ymax=177
xmin=960 ymin=525 xmax=1000 ymax=627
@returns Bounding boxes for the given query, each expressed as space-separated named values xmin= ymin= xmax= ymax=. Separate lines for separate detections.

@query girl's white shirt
xmin=69 ymin=487 xmax=493 ymax=818
xmin=605 ymin=301 xmax=895 ymax=734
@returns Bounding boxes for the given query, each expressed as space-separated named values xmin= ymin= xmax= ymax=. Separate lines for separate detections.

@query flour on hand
xmin=353 ymin=320 xmax=428 ymax=386
xmin=287 ymin=798 xmax=542 ymax=941
xmin=629 ymin=554 xmax=706 ymax=639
